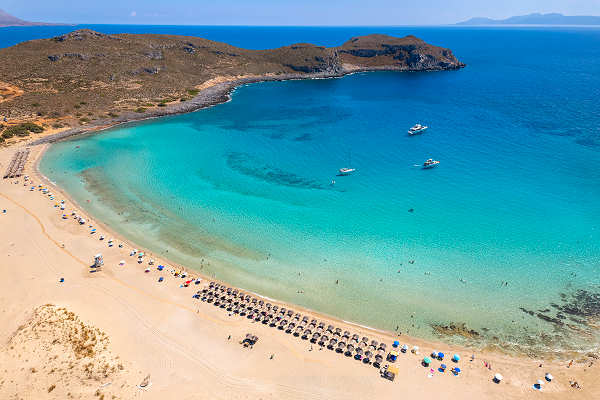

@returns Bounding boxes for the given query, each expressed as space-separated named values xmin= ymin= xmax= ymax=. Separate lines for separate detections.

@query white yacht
xmin=338 ymin=168 xmax=356 ymax=176
xmin=422 ymin=159 xmax=440 ymax=169
xmin=408 ymin=124 xmax=428 ymax=135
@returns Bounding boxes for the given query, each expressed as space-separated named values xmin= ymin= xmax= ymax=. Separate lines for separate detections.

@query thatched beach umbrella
xmin=361 ymin=337 xmax=369 ymax=346
xmin=309 ymin=319 xmax=317 ymax=327
xmin=328 ymin=338 xmax=337 ymax=349
xmin=336 ymin=342 xmax=345 ymax=353
xmin=363 ymin=350 xmax=373 ymax=363
xmin=378 ymin=343 xmax=387 ymax=352
xmin=272 ymin=305 xmax=279 ymax=313
xmin=326 ymin=325 xmax=334 ymax=334
xmin=354 ymin=347 xmax=364 ymax=360
xmin=351 ymin=333 xmax=359 ymax=343
xmin=318 ymin=322 xmax=325 ymax=329
xmin=311 ymin=332 xmax=320 ymax=343
xmin=287 ymin=310 xmax=294 ymax=318
xmin=345 ymin=343 xmax=355 ymax=356
xmin=318 ymin=335 xmax=328 ymax=346
xmin=334 ymin=328 xmax=342 ymax=337
xmin=302 ymin=316 xmax=309 ymax=323
xmin=342 ymin=331 xmax=351 ymax=340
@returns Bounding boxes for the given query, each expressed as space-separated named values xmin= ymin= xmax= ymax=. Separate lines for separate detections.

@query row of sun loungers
xmin=3 ymin=148 xmax=30 ymax=179
xmin=196 ymin=281 xmax=390 ymax=367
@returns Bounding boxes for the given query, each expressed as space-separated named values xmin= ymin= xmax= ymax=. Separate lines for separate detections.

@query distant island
xmin=457 ymin=13 xmax=600 ymax=26
xmin=0 ymin=29 xmax=464 ymax=145
xmin=0 ymin=8 xmax=67 ymax=27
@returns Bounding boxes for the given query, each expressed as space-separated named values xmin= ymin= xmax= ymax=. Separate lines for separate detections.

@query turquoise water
xmin=39 ymin=27 xmax=600 ymax=355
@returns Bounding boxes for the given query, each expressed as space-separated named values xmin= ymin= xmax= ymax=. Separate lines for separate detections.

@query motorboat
xmin=422 ymin=159 xmax=440 ymax=169
xmin=408 ymin=124 xmax=428 ymax=135
xmin=338 ymin=168 xmax=356 ymax=176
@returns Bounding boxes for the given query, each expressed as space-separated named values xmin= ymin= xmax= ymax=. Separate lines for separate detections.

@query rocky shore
xmin=1 ymin=29 xmax=464 ymax=146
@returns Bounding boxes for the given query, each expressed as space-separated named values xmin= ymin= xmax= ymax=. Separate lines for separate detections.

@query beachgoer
xmin=228 ymin=335 xmax=231 ymax=340
xmin=568 ymin=360 xmax=573 ymax=368
xmin=269 ymin=354 xmax=274 ymax=360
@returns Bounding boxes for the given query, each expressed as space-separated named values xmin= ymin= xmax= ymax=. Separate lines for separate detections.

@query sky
xmin=3 ymin=0 xmax=600 ymax=25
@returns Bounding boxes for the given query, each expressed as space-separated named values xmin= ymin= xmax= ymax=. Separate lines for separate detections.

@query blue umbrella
xmin=438 ymin=352 xmax=444 ymax=360
xmin=158 ymin=277 xmax=164 ymax=282
xmin=452 ymin=354 xmax=460 ymax=362
xmin=157 ymin=265 xmax=164 ymax=271
xmin=453 ymin=367 xmax=461 ymax=375
xmin=440 ymin=363 xmax=446 ymax=370
xmin=393 ymin=341 xmax=399 ymax=347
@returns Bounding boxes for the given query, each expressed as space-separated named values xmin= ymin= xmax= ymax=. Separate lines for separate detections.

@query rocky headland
xmin=0 ymin=29 xmax=464 ymax=145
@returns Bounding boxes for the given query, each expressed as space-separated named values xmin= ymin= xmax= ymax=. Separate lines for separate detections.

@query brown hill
xmin=0 ymin=8 xmax=66 ymax=27
xmin=0 ymin=29 xmax=464 ymax=144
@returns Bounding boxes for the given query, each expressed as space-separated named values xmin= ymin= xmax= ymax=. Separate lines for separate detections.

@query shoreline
xmin=27 ymin=67 xmax=444 ymax=146
xmin=29 ymin=73 xmax=597 ymax=361
xmin=33 ymin=142 xmax=417 ymax=345
xmin=1 ymin=125 xmax=598 ymax=399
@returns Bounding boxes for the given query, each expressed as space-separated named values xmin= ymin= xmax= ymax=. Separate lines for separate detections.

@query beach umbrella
xmin=440 ymin=364 xmax=447 ymax=371
xmin=438 ymin=352 xmax=445 ymax=360
xmin=393 ymin=340 xmax=399 ymax=348
xmin=545 ymin=373 xmax=553 ymax=382
xmin=158 ymin=277 xmax=164 ymax=282
xmin=119 ymin=260 xmax=125 ymax=266
xmin=423 ymin=357 xmax=432 ymax=365
xmin=494 ymin=373 xmax=503 ymax=383
xmin=536 ymin=379 xmax=544 ymax=386
xmin=452 ymin=354 xmax=460 ymax=362
xmin=413 ymin=346 xmax=420 ymax=354
xmin=453 ymin=367 xmax=461 ymax=375
xmin=401 ymin=344 xmax=409 ymax=352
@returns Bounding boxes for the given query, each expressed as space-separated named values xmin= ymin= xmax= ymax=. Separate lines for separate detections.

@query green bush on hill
xmin=1 ymin=123 xmax=44 ymax=139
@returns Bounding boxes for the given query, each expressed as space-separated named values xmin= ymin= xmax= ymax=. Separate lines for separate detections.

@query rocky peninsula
xmin=0 ymin=29 xmax=464 ymax=145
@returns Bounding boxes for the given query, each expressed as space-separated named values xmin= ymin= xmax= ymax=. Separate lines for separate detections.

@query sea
xmin=4 ymin=24 xmax=599 ymax=356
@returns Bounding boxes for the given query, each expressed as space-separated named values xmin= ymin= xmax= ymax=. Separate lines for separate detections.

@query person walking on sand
xmin=270 ymin=354 xmax=274 ymax=360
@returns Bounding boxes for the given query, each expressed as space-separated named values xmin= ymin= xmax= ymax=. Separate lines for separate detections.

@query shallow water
xmin=39 ymin=26 xmax=600 ymax=355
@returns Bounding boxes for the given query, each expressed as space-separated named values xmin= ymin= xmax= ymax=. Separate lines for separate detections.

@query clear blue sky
xmin=4 ymin=0 xmax=600 ymax=25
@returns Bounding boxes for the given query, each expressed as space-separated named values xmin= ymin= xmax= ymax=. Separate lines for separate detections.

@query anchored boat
xmin=338 ymin=168 xmax=356 ymax=176
xmin=422 ymin=159 xmax=440 ymax=169
xmin=408 ymin=124 xmax=428 ymax=135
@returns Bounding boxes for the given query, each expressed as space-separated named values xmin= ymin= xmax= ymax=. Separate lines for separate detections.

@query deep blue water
xmin=8 ymin=25 xmax=598 ymax=354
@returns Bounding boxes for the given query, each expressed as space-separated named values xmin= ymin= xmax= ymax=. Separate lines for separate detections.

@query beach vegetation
xmin=135 ymin=107 xmax=147 ymax=113
xmin=1 ymin=123 xmax=44 ymax=138
xmin=80 ymin=101 xmax=87 ymax=105
xmin=157 ymin=103 xmax=166 ymax=107
xmin=79 ymin=117 xmax=90 ymax=123
xmin=31 ymin=102 xmax=40 ymax=107
xmin=187 ymin=88 xmax=200 ymax=96
xmin=74 ymin=104 xmax=81 ymax=109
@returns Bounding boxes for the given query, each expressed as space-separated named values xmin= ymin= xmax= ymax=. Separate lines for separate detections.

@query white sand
xmin=0 ymin=142 xmax=597 ymax=399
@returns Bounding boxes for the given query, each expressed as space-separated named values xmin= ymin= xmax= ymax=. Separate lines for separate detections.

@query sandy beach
xmin=0 ymin=142 xmax=598 ymax=400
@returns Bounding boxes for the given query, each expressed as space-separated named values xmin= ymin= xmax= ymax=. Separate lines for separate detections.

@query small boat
xmin=408 ymin=124 xmax=428 ymax=135
xmin=338 ymin=168 xmax=356 ymax=176
xmin=422 ymin=159 xmax=440 ymax=169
